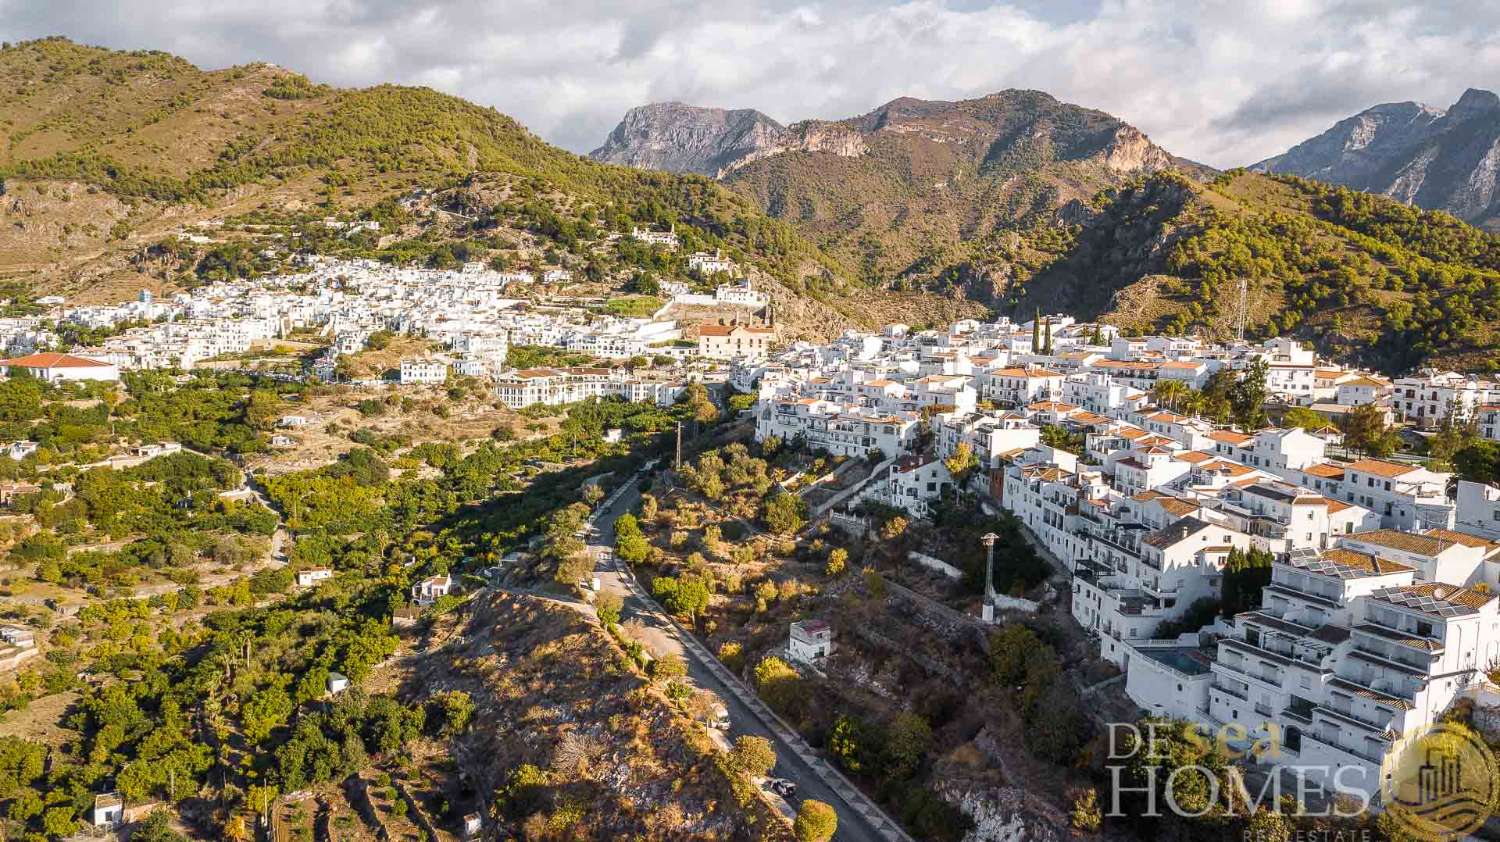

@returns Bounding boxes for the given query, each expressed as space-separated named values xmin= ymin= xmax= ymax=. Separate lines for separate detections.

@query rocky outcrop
xmin=589 ymin=102 xmax=788 ymax=177
xmin=1253 ymin=88 xmax=1500 ymax=230
xmin=594 ymin=89 xmax=1197 ymax=182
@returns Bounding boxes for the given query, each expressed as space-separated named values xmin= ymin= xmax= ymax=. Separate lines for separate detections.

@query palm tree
xmin=1152 ymin=380 xmax=1188 ymax=413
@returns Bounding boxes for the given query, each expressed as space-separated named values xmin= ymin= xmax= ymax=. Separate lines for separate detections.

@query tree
xmin=134 ymin=810 xmax=189 ymax=842
xmin=762 ymin=491 xmax=806 ymax=535
xmin=1221 ymin=546 xmax=1275 ymax=617
xmin=1244 ymin=808 xmax=1291 ymax=842
xmin=243 ymin=390 xmax=283 ymax=431
xmin=1152 ymin=379 xmax=1189 ymax=413
xmin=988 ymin=624 xmax=1045 ymax=685
xmin=794 ymin=800 xmax=837 ymax=842
xmin=654 ymin=575 xmax=709 ymax=621
xmin=43 ymin=805 xmax=79 ymax=838
xmin=1343 ymin=403 xmax=1400 ymax=457
xmin=681 ymin=382 xmax=719 ymax=424
xmin=1427 ymin=418 xmax=1478 ymax=471
xmin=1280 ymin=406 xmax=1326 ymax=432
xmin=730 ymin=735 xmax=777 ymax=778
xmin=883 ymin=712 xmax=932 ymax=780
xmin=1039 ymin=424 xmax=1085 ymax=454
xmin=824 ymin=547 xmax=848 ymax=578
xmin=753 ymin=656 xmax=803 ymax=713
xmin=1229 ymin=359 xmax=1268 ymax=430
xmin=1454 ymin=440 xmax=1500 ymax=484
xmin=943 ymin=442 xmax=980 ymax=485
xmin=241 ymin=686 xmax=293 ymax=744
xmin=877 ymin=515 xmax=908 ymax=542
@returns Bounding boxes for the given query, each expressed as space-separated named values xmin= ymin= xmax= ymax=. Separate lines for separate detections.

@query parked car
xmin=768 ymin=778 xmax=796 ymax=798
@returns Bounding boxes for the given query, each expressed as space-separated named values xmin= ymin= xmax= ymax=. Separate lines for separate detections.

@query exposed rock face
xmin=1253 ymin=88 xmax=1500 ymax=230
xmin=593 ymin=89 xmax=1193 ymax=183
xmin=588 ymin=102 xmax=788 ymax=177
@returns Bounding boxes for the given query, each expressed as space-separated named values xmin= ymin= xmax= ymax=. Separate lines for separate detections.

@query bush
xmin=1071 ymin=788 xmax=1102 ymax=831
xmin=729 ymin=735 xmax=777 ymax=778
xmin=824 ymin=547 xmax=848 ymax=577
xmin=649 ymin=653 xmax=687 ymax=682
xmin=595 ymin=589 xmax=623 ymax=625
xmin=762 ymin=491 xmax=806 ymax=535
xmin=793 ymin=800 xmax=837 ymax=842
xmin=752 ymin=656 xmax=803 ymax=714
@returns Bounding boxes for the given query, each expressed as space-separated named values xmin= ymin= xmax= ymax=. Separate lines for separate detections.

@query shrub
xmin=793 ymin=800 xmax=837 ymax=842
xmin=729 ymin=735 xmax=777 ymax=778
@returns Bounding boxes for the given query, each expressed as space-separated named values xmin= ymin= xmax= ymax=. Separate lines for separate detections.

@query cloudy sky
xmin=2 ymin=0 xmax=1496 ymax=167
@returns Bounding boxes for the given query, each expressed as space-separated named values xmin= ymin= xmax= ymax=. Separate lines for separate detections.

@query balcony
xmin=1263 ymin=582 xmax=1340 ymax=610
xmin=1314 ymin=701 xmax=1393 ymax=735
xmin=1211 ymin=679 xmax=1249 ymax=702
xmin=1299 ymin=730 xmax=1385 ymax=767
xmin=1284 ymin=696 xmax=1316 ymax=724
xmin=1352 ymin=622 xmax=1443 ymax=653
xmin=1215 ymin=652 xmax=1282 ymax=690
xmin=1346 ymin=645 xmax=1429 ymax=677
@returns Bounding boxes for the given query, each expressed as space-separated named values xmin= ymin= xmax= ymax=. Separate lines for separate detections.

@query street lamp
xmin=980 ymin=532 xmax=999 ymax=621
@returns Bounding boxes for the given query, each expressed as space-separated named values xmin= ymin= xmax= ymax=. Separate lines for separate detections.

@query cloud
xmin=1 ymin=0 xmax=1497 ymax=167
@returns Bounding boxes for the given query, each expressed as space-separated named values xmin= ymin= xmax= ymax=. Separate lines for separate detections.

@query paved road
xmin=586 ymin=471 xmax=913 ymax=842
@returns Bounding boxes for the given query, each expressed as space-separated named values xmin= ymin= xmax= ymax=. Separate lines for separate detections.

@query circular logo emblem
xmin=1380 ymin=722 xmax=1497 ymax=841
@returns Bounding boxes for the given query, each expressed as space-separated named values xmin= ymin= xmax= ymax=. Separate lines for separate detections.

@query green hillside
xmin=0 ymin=37 xmax=849 ymax=307
xmin=1012 ymin=170 xmax=1500 ymax=373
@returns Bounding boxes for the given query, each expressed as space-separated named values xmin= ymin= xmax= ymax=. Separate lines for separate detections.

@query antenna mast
xmin=1236 ymin=277 xmax=1248 ymax=342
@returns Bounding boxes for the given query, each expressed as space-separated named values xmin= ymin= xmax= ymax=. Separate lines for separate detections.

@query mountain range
xmin=1253 ymin=88 xmax=1500 ymax=232
xmin=1 ymin=37 xmax=1497 ymax=374
xmin=594 ymin=91 xmax=1206 ymax=288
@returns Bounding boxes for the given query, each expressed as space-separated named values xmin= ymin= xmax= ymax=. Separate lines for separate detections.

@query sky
xmin=1 ymin=0 xmax=1497 ymax=168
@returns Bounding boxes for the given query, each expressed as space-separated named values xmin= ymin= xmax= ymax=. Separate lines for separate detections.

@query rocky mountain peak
xmin=589 ymin=102 xmax=787 ymax=177
xmin=1448 ymin=88 xmax=1500 ymax=120
xmin=1252 ymin=88 xmax=1500 ymax=231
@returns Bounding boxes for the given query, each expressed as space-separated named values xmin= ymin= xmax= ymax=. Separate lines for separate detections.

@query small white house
xmin=92 ymin=792 xmax=123 ymax=827
xmin=270 ymin=434 xmax=296 ymax=449
xmin=0 ymin=626 xmax=35 ymax=649
xmin=788 ymin=619 xmax=833 ymax=665
xmin=295 ymin=568 xmax=333 ymax=588
xmin=4 ymin=441 xmax=37 ymax=461
xmin=327 ymin=672 xmax=350 ymax=695
xmin=412 ymin=574 xmax=453 ymax=606
xmin=463 ymin=813 xmax=483 ymax=839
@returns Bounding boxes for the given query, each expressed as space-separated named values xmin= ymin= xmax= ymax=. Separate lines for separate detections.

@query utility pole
xmin=980 ymin=532 xmax=998 ymax=623
xmin=675 ymin=422 xmax=683 ymax=470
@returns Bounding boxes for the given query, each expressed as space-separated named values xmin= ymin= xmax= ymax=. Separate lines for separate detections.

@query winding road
xmin=584 ymin=469 xmax=914 ymax=842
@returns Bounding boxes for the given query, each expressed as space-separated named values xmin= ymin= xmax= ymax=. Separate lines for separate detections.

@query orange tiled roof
xmin=3 ymin=352 xmax=111 ymax=369
xmin=1346 ymin=459 xmax=1417 ymax=479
